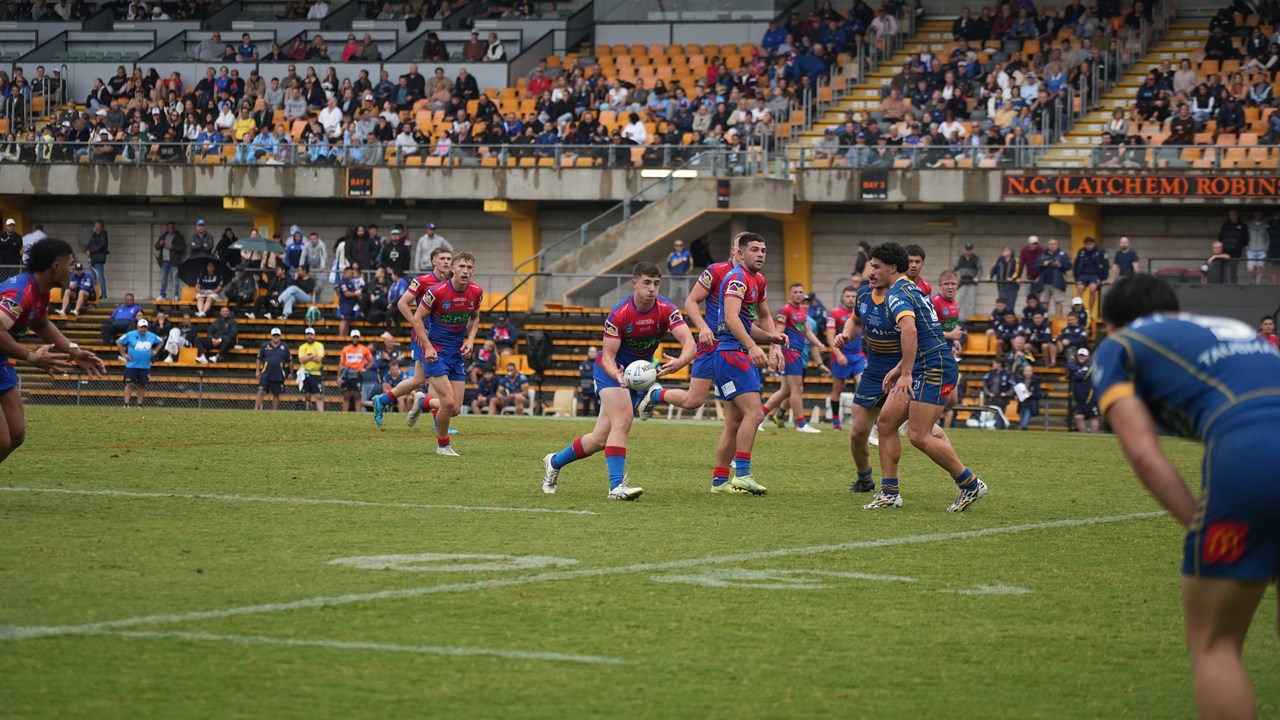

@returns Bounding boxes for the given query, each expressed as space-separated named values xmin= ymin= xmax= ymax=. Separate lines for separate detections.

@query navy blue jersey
xmin=885 ymin=277 xmax=949 ymax=360
xmin=854 ymin=284 xmax=901 ymax=366
xmin=1093 ymin=313 xmax=1280 ymax=442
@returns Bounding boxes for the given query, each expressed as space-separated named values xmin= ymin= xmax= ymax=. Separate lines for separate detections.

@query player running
xmin=371 ymin=247 xmax=452 ymax=428
xmin=541 ymin=262 xmax=695 ymax=500
xmin=0 ymin=238 xmax=106 ymax=464
xmin=856 ymin=243 xmax=987 ymax=511
xmin=761 ymin=284 xmax=829 ymax=433
xmin=825 ymin=285 xmax=865 ymax=432
xmin=1094 ymin=274 xmax=1280 ymax=720
xmin=411 ymin=251 xmax=482 ymax=456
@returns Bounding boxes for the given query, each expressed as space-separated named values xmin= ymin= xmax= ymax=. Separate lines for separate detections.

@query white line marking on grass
xmin=97 ymin=630 xmax=625 ymax=665
xmin=0 ymin=486 xmax=597 ymax=516
xmin=0 ymin=511 xmax=1163 ymax=642
xmin=328 ymin=553 xmax=581 ymax=573
xmin=940 ymin=584 xmax=1034 ymax=596
xmin=651 ymin=568 xmax=918 ymax=590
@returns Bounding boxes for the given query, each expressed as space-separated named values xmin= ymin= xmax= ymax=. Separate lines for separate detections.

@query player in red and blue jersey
xmin=825 ymin=285 xmax=866 ymax=432
xmin=906 ymin=243 xmax=931 ymax=296
xmin=761 ymin=283 xmax=829 ymax=433
xmin=1094 ymin=274 xmax=1280 ymax=720
xmin=0 ymin=238 xmax=106 ymax=465
xmin=409 ymin=251 xmax=481 ymax=456
xmin=932 ymin=270 xmax=966 ymax=425
xmin=372 ymin=246 xmax=453 ymax=428
xmin=542 ymin=262 xmax=695 ymax=500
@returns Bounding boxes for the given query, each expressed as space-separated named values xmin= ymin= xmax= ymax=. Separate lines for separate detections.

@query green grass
xmin=1 ymin=407 xmax=1276 ymax=719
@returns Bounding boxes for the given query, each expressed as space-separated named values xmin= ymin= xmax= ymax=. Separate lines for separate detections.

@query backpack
xmin=305 ymin=305 xmax=323 ymax=326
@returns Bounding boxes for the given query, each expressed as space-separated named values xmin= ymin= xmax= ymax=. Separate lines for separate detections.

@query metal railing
xmin=1147 ymin=257 xmax=1280 ymax=285
xmin=789 ymin=142 xmax=1278 ymax=169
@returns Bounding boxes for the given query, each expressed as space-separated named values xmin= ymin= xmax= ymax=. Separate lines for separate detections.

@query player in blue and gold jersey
xmin=1095 ymin=273 xmax=1280 ymax=720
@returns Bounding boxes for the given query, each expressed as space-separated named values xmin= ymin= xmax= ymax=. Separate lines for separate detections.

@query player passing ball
xmin=542 ymin=262 xmax=695 ymax=500
xmin=0 ymin=238 xmax=106 ymax=464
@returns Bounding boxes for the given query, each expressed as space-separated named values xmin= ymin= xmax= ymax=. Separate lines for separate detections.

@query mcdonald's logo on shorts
xmin=1202 ymin=522 xmax=1249 ymax=565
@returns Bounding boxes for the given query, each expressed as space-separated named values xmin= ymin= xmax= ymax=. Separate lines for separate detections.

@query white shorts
xmin=1044 ymin=285 xmax=1068 ymax=305
xmin=1247 ymin=248 xmax=1266 ymax=269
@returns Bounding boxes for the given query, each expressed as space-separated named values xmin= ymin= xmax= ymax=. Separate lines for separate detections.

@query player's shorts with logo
xmin=124 ymin=367 xmax=150 ymax=386
xmin=782 ymin=348 xmax=805 ymax=376
xmin=713 ymin=349 xmax=761 ymax=401
xmin=1184 ymin=428 xmax=1280 ymax=580
xmin=853 ymin=362 xmax=896 ymax=408
xmin=592 ymin=361 xmax=645 ymax=408
xmin=831 ymin=353 xmax=867 ymax=380
xmin=424 ymin=348 xmax=466 ymax=382
xmin=0 ymin=362 xmax=16 ymax=394
xmin=690 ymin=344 xmax=717 ymax=380
xmin=911 ymin=351 xmax=959 ymax=406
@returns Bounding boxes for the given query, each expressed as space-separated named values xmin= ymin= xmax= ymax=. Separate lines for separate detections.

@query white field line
xmin=0 ymin=486 xmax=597 ymax=516
xmin=97 ymin=630 xmax=625 ymax=665
xmin=0 ymin=511 xmax=1164 ymax=642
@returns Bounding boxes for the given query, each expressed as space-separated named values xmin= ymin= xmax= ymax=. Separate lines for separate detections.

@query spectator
xmin=1259 ymin=315 xmax=1278 ymax=347
xmin=989 ymin=246 xmax=1019 ymax=308
xmin=854 ymin=241 xmax=871 ymax=276
xmin=1036 ymin=237 xmax=1072 ymax=316
xmin=307 ymin=0 xmax=330 ymax=19
xmin=491 ymin=361 xmax=529 ymax=415
xmin=415 ymin=223 xmax=452 ymax=271
xmin=20 ymin=223 xmax=46 ymax=266
xmin=468 ymin=338 xmax=497 ymax=383
xmin=99 ymin=292 xmax=141 ymax=344
xmin=0 ymin=218 xmax=20 ymax=270
xmin=1245 ymin=210 xmax=1270 ymax=285
xmin=1072 ymin=235 xmax=1108 ymax=306
xmin=484 ymin=32 xmax=506 ymax=62
xmin=1013 ymin=363 xmax=1041 ymax=431
xmin=251 ymin=264 xmax=289 ymax=319
xmin=194 ymin=32 xmax=224 ymax=63
xmin=574 ymin=346 xmax=599 ymax=416
xmin=378 ymin=228 xmax=413 ymax=276
xmin=160 ymin=311 xmax=198 ymax=363
xmin=1021 ymin=294 xmax=1044 ymax=320
xmin=225 ymin=267 xmax=257 ymax=315
xmin=50 ymin=262 xmax=96 ymax=317
xmin=462 ymin=30 xmax=486 ymax=62
xmin=980 ymin=356 xmax=1012 ymax=416
xmin=189 ymin=219 xmax=215 ymax=255
xmin=84 ymin=220 xmax=110 ymax=300
xmin=1057 ymin=312 xmax=1088 ymax=355
xmin=371 ymin=330 xmax=402 ymax=375
xmin=471 ymin=366 xmax=500 ymax=414
xmin=366 ymin=268 xmax=391 ymax=324
xmin=194 ymin=260 xmax=223 ymax=318
xmin=1204 ymin=239 xmax=1232 ymax=284
xmin=298 ymin=326 xmax=326 ymax=412
xmin=1067 ymin=347 xmax=1099 ymax=433
xmin=153 ymin=221 xmax=186 ymax=300
xmin=337 ymin=264 xmax=365 ymax=339
xmin=1218 ymin=209 xmax=1247 ymax=283
xmin=488 ymin=314 xmax=520 ymax=355
xmin=1024 ymin=309 xmax=1057 ymax=367
xmin=1069 ymin=296 xmax=1090 ymax=329
xmin=300 ymin=232 xmax=329 ymax=300
xmin=196 ymin=305 xmax=238 ymax=363
xmin=255 ymin=327 xmax=292 ymax=411
xmin=379 ymin=360 xmax=412 ymax=412
xmin=116 ymin=318 xmax=160 ymax=408
xmin=344 ymin=224 xmax=376 ymax=269
xmin=339 ymin=329 xmax=373 ymax=412
xmin=952 ymin=242 xmax=982 ymax=324
xmin=666 ymin=239 xmax=691 ymax=276
xmin=1111 ymin=236 xmax=1140 ymax=281
xmin=1016 ymin=235 xmax=1043 ymax=302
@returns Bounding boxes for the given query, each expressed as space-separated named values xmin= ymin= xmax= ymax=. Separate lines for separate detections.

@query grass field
xmin=1 ymin=406 xmax=1276 ymax=719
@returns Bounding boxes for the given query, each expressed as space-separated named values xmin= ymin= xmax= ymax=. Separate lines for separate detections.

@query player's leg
xmin=448 ymin=379 xmax=465 ymax=417
xmin=829 ymin=377 xmax=844 ymax=428
xmin=0 ymin=384 xmax=25 ymax=463
xmin=1182 ymin=577 xmax=1268 ymax=720
xmin=711 ymin=400 xmax=743 ymax=493
xmin=761 ymin=382 xmax=788 ymax=428
xmin=640 ymin=376 xmax=712 ymax=416
xmin=786 ymin=374 xmax=816 ymax=431
xmin=428 ymin=373 xmax=459 ymax=452
xmin=712 ymin=350 xmax=766 ymax=494
xmin=726 ymin=391 xmax=767 ymax=494
xmin=403 ymin=358 xmax=429 ymax=426
xmin=848 ymin=403 xmax=877 ymax=493
xmin=870 ymin=391 xmax=909 ymax=506
xmin=543 ymin=391 xmax=612 ymax=490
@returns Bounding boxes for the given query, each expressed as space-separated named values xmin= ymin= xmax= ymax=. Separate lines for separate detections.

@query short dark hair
xmin=1263 ymin=315 xmax=1275 ymax=323
xmin=842 ymin=285 xmax=858 ymax=294
xmin=905 ymin=243 xmax=926 ymax=259
xmin=789 ymin=282 xmax=804 ymax=290
xmin=1101 ymin=274 xmax=1179 ymax=328
xmin=737 ymin=232 xmax=766 ymax=248
xmin=24 ymin=238 xmax=74 ymax=272
xmin=633 ymin=261 xmax=662 ymax=279
xmin=869 ymin=242 xmax=909 ymax=275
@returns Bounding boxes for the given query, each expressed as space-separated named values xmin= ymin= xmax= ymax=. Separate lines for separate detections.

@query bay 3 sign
xmin=1001 ymin=174 xmax=1280 ymax=199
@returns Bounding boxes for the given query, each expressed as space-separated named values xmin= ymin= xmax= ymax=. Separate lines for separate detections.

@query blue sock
xmin=733 ymin=452 xmax=751 ymax=476
xmin=551 ymin=436 xmax=588 ymax=470
xmin=953 ymin=468 xmax=976 ymax=489
xmin=604 ymin=446 xmax=626 ymax=489
xmin=881 ymin=477 xmax=899 ymax=496
xmin=857 ymin=467 xmax=873 ymax=481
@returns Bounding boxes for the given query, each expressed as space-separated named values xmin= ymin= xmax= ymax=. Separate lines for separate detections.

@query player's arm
xmin=887 ymin=311 xmax=917 ymax=398
xmin=835 ymin=309 xmax=863 ymax=347
xmin=25 ymin=313 xmax=103 ymax=376
xmin=1104 ymin=396 xmax=1196 ymax=527
xmin=656 ymin=322 xmax=696 ymax=377
xmin=683 ymin=281 xmax=714 ymax=345
xmin=461 ymin=307 xmax=479 ymax=359
xmin=599 ymin=333 xmax=626 ymax=384
xmin=399 ymin=291 xmax=430 ymax=350
xmin=825 ymin=317 xmax=849 ymax=366
xmin=722 ymin=292 xmax=768 ymax=368
xmin=413 ymin=293 xmax=438 ymax=359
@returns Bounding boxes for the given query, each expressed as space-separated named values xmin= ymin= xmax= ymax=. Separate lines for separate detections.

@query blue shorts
xmin=782 ymin=348 xmax=805 ymax=376
xmin=910 ymin=352 xmax=959 ymax=407
xmin=124 ymin=367 xmax=150 ymax=386
xmin=0 ymin=361 xmax=16 ymax=394
xmin=690 ymin=348 xmax=717 ymax=381
xmin=1076 ymin=275 xmax=1100 ymax=287
xmin=259 ymin=380 xmax=284 ymax=395
xmin=713 ymin=349 xmax=761 ymax=401
xmin=302 ymin=374 xmax=323 ymax=394
xmin=423 ymin=348 xmax=466 ymax=382
xmin=411 ymin=338 xmax=425 ymax=363
xmin=853 ymin=363 xmax=895 ymax=408
xmin=1184 ymin=428 xmax=1280 ymax=580
xmin=592 ymin=361 xmax=644 ymax=409
xmin=337 ymin=303 xmax=362 ymax=320
xmin=831 ymin=353 xmax=867 ymax=380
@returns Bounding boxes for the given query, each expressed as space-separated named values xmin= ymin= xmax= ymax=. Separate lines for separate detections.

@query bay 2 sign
xmin=1002 ymin=174 xmax=1280 ymax=199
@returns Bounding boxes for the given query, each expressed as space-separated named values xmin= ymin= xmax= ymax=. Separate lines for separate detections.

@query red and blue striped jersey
xmin=0 ymin=273 xmax=50 ymax=365
xmin=422 ymin=280 xmax=483 ymax=350
xmin=600 ymin=295 xmax=686 ymax=368
xmin=828 ymin=305 xmax=863 ymax=359
xmin=715 ymin=266 xmax=767 ymax=352
xmin=406 ymin=271 xmax=446 ymax=308
xmin=694 ymin=261 xmax=735 ymax=356
xmin=776 ymin=302 xmax=808 ymax=350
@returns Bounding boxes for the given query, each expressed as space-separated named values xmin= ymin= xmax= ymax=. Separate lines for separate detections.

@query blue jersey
xmin=1093 ymin=313 xmax=1280 ymax=442
xmin=601 ymin=294 xmax=686 ymax=368
xmin=854 ymin=285 xmax=901 ymax=366
xmin=498 ymin=372 xmax=528 ymax=394
xmin=68 ymin=271 xmax=95 ymax=294
xmin=339 ymin=276 xmax=365 ymax=307
xmin=715 ymin=266 xmax=766 ymax=352
xmin=885 ymin=278 xmax=950 ymax=361
xmin=119 ymin=330 xmax=160 ymax=369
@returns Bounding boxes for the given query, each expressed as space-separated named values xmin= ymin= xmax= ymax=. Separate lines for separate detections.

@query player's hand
xmin=882 ymin=367 xmax=900 ymax=392
xmin=834 ymin=352 xmax=848 ymax=366
xmin=819 ymin=364 xmax=831 ymax=378
xmin=697 ymin=326 xmax=715 ymax=346
xmin=29 ymin=345 xmax=73 ymax=376
xmin=655 ymin=353 xmax=679 ymax=377
xmin=893 ymin=372 xmax=915 ymax=399
xmin=748 ymin=345 xmax=769 ymax=369
xmin=460 ymin=340 xmax=473 ymax=359
xmin=423 ymin=344 xmax=438 ymax=362
xmin=770 ymin=332 xmax=789 ymax=347
xmin=833 ymin=332 xmax=848 ymax=348
xmin=613 ymin=367 xmax=627 ymax=385
xmin=71 ymin=349 xmax=107 ymax=378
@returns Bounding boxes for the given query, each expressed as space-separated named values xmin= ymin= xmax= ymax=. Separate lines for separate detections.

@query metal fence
xmin=1147 ymin=257 xmax=1280 ymax=286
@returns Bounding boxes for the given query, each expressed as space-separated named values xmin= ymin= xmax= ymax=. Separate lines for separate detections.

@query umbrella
xmin=178 ymin=253 xmax=233 ymax=287
xmin=230 ymin=237 xmax=286 ymax=254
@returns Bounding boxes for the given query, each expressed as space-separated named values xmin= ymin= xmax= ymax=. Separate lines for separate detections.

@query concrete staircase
xmin=1037 ymin=16 xmax=1208 ymax=167
xmin=787 ymin=18 xmax=956 ymax=160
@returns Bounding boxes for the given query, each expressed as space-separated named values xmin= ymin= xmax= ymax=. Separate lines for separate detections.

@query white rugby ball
xmin=624 ymin=360 xmax=658 ymax=391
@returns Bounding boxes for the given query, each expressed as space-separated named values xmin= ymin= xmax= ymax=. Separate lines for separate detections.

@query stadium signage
xmin=1001 ymin=175 xmax=1280 ymax=199
xmin=346 ymin=167 xmax=374 ymax=198
xmin=860 ymin=171 xmax=889 ymax=200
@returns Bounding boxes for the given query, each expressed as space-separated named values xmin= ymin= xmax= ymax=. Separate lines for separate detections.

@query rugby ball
xmin=624 ymin=360 xmax=659 ymax=391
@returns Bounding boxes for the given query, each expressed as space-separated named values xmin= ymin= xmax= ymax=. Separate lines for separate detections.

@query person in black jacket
xmin=344 ymin=225 xmax=375 ymax=269
xmin=85 ymin=220 xmax=110 ymax=300
xmin=1219 ymin=208 xmax=1248 ymax=283
xmin=251 ymin=264 xmax=291 ymax=318
xmin=0 ymin=218 xmax=22 ymax=274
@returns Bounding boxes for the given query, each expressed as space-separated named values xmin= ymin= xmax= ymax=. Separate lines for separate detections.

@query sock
xmin=437 ymin=435 xmax=450 ymax=448
xmin=857 ymin=466 xmax=873 ymax=483
xmin=881 ymin=477 xmax=899 ymax=496
xmin=419 ymin=395 xmax=431 ymax=411
xmin=711 ymin=465 xmax=731 ymax=487
xmin=653 ymin=387 xmax=668 ymax=404
xmin=795 ymin=414 xmax=807 ymax=428
xmin=761 ymin=404 xmax=770 ymax=417
xmin=604 ymin=446 xmax=626 ymax=489
xmin=733 ymin=451 xmax=751 ymax=476
xmin=832 ymin=410 xmax=842 ymax=429
xmin=551 ymin=436 xmax=589 ymax=470
xmin=953 ymin=468 xmax=977 ymax=489
xmin=380 ymin=391 xmax=395 ymax=405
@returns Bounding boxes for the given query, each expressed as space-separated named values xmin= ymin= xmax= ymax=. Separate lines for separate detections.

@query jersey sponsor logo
xmin=132 ymin=341 xmax=153 ymax=351
xmin=604 ymin=320 xmax=619 ymax=337
xmin=442 ymin=299 xmax=452 ymax=310
xmin=667 ymin=308 xmax=682 ymax=326
xmin=725 ymin=279 xmax=747 ymax=299
xmin=435 ymin=311 xmax=471 ymax=325
xmin=0 ymin=296 xmax=19 ymax=319
xmin=624 ymin=323 xmax=633 ymax=335
xmin=1202 ymin=521 xmax=1248 ymax=565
